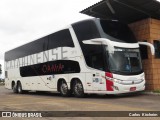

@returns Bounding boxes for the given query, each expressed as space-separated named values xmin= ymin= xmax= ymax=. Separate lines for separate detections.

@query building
xmin=80 ymin=0 xmax=160 ymax=91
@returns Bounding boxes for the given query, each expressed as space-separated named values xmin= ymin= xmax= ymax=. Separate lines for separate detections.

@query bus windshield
xmin=107 ymin=47 xmax=142 ymax=74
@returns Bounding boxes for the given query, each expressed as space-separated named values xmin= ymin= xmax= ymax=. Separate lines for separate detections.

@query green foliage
xmin=153 ymin=90 xmax=160 ymax=93
xmin=0 ymin=82 xmax=4 ymax=86
xmin=0 ymin=78 xmax=4 ymax=86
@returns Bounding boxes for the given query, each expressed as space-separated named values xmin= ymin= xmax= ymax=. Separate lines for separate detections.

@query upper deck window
xmin=48 ymin=29 xmax=74 ymax=49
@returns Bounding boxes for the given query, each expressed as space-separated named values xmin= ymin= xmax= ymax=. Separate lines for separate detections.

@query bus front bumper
xmin=85 ymin=81 xmax=145 ymax=94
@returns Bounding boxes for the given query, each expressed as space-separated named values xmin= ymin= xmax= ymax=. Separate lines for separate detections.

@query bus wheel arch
xmin=11 ymin=81 xmax=15 ymax=89
xmin=57 ymin=79 xmax=70 ymax=97
xmin=71 ymin=78 xmax=85 ymax=98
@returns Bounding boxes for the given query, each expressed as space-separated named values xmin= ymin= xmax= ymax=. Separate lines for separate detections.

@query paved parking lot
xmin=0 ymin=86 xmax=159 ymax=120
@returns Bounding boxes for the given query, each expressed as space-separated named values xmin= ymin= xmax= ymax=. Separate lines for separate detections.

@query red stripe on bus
xmin=106 ymin=80 xmax=114 ymax=91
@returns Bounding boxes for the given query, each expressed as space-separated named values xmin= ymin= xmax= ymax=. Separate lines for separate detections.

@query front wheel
xmin=73 ymin=80 xmax=84 ymax=98
xmin=59 ymin=81 xmax=71 ymax=97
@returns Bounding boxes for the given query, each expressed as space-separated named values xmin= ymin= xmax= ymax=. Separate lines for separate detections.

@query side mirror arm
xmin=138 ymin=42 xmax=155 ymax=55
xmin=82 ymin=38 xmax=114 ymax=53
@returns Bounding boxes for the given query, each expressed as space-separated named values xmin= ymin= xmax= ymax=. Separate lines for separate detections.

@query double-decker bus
xmin=5 ymin=18 xmax=154 ymax=97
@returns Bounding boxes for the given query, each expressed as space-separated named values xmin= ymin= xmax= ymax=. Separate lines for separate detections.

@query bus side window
xmin=84 ymin=45 xmax=105 ymax=71
xmin=48 ymin=29 xmax=74 ymax=50
xmin=90 ymin=53 xmax=104 ymax=70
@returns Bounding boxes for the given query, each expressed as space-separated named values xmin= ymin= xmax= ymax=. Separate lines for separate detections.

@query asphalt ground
xmin=0 ymin=86 xmax=159 ymax=120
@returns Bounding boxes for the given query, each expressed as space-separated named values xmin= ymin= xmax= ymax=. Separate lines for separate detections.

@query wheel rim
xmin=18 ymin=84 xmax=21 ymax=93
xmin=74 ymin=82 xmax=83 ymax=95
xmin=60 ymin=83 xmax=68 ymax=95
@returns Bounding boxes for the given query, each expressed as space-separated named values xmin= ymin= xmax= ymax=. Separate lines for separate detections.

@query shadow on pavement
xmin=8 ymin=90 xmax=145 ymax=99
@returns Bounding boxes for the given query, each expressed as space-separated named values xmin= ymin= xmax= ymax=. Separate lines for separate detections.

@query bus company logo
xmin=41 ymin=63 xmax=64 ymax=73
xmin=2 ymin=112 xmax=11 ymax=117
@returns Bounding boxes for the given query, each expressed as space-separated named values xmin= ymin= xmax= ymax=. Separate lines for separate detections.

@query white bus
xmin=5 ymin=18 xmax=154 ymax=97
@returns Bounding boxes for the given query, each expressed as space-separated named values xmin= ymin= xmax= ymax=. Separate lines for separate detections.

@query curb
xmin=142 ymin=92 xmax=160 ymax=96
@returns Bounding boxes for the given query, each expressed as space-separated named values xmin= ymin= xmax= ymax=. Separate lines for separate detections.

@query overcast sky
xmin=0 ymin=0 xmax=101 ymax=78
xmin=0 ymin=0 xmax=160 ymax=78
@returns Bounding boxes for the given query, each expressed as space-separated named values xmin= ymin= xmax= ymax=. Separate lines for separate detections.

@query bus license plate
xmin=130 ymin=87 xmax=136 ymax=91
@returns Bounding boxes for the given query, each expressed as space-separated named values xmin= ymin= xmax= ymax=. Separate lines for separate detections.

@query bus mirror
xmin=138 ymin=42 xmax=155 ymax=55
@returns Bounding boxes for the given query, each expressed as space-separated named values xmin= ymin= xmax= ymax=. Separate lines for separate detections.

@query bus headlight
xmin=113 ymin=86 xmax=119 ymax=90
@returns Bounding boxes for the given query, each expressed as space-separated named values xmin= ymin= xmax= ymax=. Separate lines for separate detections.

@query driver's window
xmin=84 ymin=45 xmax=105 ymax=71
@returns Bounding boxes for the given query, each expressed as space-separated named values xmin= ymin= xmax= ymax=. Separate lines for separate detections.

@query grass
xmin=0 ymin=82 xmax=4 ymax=86
xmin=153 ymin=90 xmax=160 ymax=93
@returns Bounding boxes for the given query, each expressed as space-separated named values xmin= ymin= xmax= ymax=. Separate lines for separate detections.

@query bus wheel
xmin=59 ymin=80 xmax=70 ymax=97
xmin=73 ymin=80 xmax=84 ymax=98
xmin=12 ymin=83 xmax=18 ymax=93
xmin=17 ymin=82 xmax=23 ymax=94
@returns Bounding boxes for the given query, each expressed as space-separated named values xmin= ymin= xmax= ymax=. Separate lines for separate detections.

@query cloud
xmin=0 ymin=0 xmax=99 ymax=51
xmin=0 ymin=0 xmax=101 ymax=78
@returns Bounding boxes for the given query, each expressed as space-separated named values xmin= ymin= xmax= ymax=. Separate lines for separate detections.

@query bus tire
xmin=12 ymin=84 xmax=18 ymax=93
xmin=59 ymin=80 xmax=70 ymax=97
xmin=73 ymin=80 xmax=84 ymax=98
xmin=17 ymin=82 xmax=23 ymax=94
